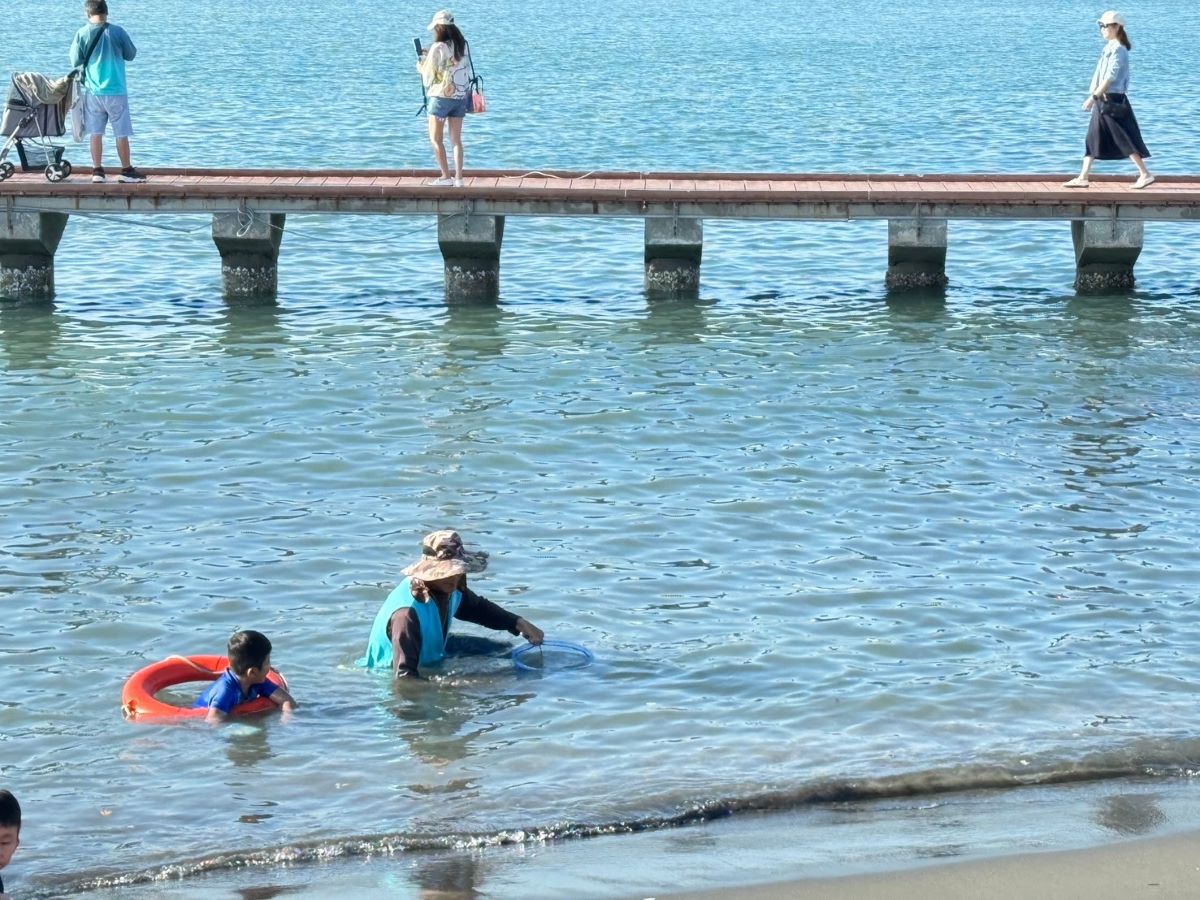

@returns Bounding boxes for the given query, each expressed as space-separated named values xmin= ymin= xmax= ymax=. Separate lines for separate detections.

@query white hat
xmin=1097 ymin=11 xmax=1126 ymax=27
xmin=427 ymin=9 xmax=455 ymax=30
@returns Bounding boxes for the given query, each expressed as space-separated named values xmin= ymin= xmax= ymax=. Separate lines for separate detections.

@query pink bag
xmin=471 ymin=87 xmax=487 ymax=114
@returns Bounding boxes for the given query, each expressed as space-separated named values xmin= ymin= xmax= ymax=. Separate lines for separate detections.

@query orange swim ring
xmin=121 ymin=654 xmax=287 ymax=721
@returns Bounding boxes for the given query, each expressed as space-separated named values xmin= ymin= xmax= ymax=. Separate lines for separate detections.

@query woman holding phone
xmin=416 ymin=9 xmax=472 ymax=186
xmin=1063 ymin=11 xmax=1154 ymax=189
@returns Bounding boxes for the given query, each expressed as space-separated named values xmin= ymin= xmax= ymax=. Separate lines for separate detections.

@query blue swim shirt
xmin=194 ymin=668 xmax=278 ymax=714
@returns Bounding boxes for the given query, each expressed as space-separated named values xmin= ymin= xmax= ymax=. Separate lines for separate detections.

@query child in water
xmin=194 ymin=630 xmax=296 ymax=724
xmin=0 ymin=790 xmax=20 ymax=899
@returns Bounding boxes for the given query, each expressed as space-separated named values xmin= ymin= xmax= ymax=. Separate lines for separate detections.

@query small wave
xmin=36 ymin=738 xmax=1200 ymax=897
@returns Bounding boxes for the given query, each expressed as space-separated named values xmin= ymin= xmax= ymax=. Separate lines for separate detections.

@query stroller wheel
xmin=0 ymin=160 xmax=14 ymax=181
xmin=60 ymin=160 xmax=73 ymax=178
xmin=45 ymin=163 xmax=67 ymax=183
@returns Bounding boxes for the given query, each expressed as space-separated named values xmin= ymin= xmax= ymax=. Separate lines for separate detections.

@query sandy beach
xmin=674 ymin=829 xmax=1200 ymax=900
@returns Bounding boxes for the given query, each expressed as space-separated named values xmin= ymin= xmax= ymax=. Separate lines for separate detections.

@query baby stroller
xmin=0 ymin=71 xmax=77 ymax=183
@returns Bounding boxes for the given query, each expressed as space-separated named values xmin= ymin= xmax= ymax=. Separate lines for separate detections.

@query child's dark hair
xmin=85 ymin=1 xmax=109 ymax=16
xmin=0 ymin=790 xmax=20 ymax=830
xmin=227 ymin=630 xmax=272 ymax=675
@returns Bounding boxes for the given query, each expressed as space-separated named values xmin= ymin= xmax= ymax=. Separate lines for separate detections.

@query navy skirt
xmin=1085 ymin=93 xmax=1150 ymax=160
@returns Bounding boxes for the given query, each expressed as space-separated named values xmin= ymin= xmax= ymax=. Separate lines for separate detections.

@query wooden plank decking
xmin=3 ymin=169 xmax=1200 ymax=220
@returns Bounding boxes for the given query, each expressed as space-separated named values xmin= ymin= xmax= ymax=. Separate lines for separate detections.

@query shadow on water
xmin=217 ymin=300 xmax=288 ymax=358
xmin=1093 ymin=793 xmax=1167 ymax=836
xmin=0 ymin=300 xmax=61 ymax=370
xmin=410 ymin=850 xmax=484 ymax=899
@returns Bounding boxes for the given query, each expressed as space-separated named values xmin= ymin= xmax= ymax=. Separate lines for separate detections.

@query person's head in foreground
xmin=0 ymin=789 xmax=20 ymax=872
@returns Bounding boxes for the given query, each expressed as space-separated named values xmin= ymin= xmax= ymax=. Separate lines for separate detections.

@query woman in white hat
xmin=1063 ymin=11 xmax=1154 ymax=189
xmin=416 ymin=9 xmax=473 ymax=187
xmin=360 ymin=532 xmax=544 ymax=678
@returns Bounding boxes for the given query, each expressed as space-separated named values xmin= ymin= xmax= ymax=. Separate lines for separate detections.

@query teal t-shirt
xmin=70 ymin=23 xmax=137 ymax=96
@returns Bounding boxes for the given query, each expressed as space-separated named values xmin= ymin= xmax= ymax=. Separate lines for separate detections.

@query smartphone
xmin=413 ymin=37 xmax=423 ymax=57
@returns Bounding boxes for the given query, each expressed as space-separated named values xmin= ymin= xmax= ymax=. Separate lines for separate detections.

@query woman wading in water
xmin=1063 ymin=11 xmax=1154 ymax=189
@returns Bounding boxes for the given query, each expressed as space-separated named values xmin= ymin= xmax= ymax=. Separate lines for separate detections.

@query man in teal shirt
xmin=69 ymin=0 xmax=145 ymax=183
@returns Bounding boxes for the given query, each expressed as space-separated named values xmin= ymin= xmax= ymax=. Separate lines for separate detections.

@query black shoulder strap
xmin=77 ymin=23 xmax=109 ymax=74
xmin=465 ymin=41 xmax=480 ymax=85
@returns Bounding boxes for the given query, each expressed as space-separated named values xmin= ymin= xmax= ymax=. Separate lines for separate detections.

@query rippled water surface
xmin=3 ymin=0 xmax=1200 ymax=895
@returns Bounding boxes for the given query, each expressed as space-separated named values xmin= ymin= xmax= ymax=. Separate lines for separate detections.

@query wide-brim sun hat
xmin=406 ymin=556 xmax=468 ymax=583
xmin=1097 ymin=11 xmax=1126 ymax=27
xmin=402 ymin=530 xmax=489 ymax=575
xmin=427 ymin=9 xmax=455 ymax=31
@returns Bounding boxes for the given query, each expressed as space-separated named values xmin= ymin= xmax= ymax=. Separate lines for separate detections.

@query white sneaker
xmin=1131 ymin=173 xmax=1156 ymax=189
xmin=428 ymin=176 xmax=454 ymax=186
xmin=454 ymin=177 xmax=464 ymax=187
xmin=1062 ymin=177 xmax=1089 ymax=188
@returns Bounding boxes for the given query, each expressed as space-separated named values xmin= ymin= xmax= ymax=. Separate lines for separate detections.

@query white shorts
xmin=83 ymin=93 xmax=133 ymax=138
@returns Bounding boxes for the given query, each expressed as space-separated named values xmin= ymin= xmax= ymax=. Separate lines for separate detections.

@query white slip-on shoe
xmin=454 ymin=177 xmax=464 ymax=187
xmin=428 ymin=177 xmax=454 ymax=186
xmin=1131 ymin=173 xmax=1156 ymax=189
xmin=1062 ymin=177 xmax=1090 ymax=188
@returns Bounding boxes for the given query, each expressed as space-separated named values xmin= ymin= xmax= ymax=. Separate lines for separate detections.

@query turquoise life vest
xmin=359 ymin=578 xmax=462 ymax=669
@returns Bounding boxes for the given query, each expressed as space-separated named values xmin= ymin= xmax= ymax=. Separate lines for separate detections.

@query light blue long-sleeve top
xmin=1089 ymin=40 xmax=1130 ymax=95
xmin=69 ymin=22 xmax=137 ymax=96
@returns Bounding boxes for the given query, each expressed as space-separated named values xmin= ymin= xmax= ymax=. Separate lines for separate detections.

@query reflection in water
xmin=442 ymin=298 xmax=511 ymax=361
xmin=1060 ymin=397 xmax=1151 ymax=534
xmin=638 ymin=296 xmax=713 ymax=345
xmin=1093 ymin=793 xmax=1166 ymax=835
xmin=1065 ymin=296 xmax=1136 ymax=356
xmin=885 ymin=288 xmax=947 ymax=320
xmin=224 ymin=721 xmax=274 ymax=769
xmin=218 ymin=300 xmax=287 ymax=358
xmin=388 ymin=639 xmax=531 ymax=767
xmin=0 ymin=300 xmax=61 ymax=370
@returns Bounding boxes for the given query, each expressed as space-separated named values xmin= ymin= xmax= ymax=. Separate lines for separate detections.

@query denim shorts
xmin=83 ymin=93 xmax=133 ymax=138
xmin=428 ymin=96 xmax=468 ymax=120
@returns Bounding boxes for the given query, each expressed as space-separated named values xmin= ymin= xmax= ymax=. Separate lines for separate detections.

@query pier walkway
xmin=2 ymin=168 xmax=1199 ymax=300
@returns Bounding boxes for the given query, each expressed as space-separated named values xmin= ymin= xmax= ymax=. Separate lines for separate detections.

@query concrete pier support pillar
xmin=886 ymin=219 xmax=948 ymax=290
xmin=212 ymin=212 xmax=285 ymax=300
xmin=1072 ymin=219 xmax=1143 ymax=292
xmin=0 ymin=212 xmax=68 ymax=301
xmin=438 ymin=213 xmax=504 ymax=301
xmin=645 ymin=218 xmax=703 ymax=296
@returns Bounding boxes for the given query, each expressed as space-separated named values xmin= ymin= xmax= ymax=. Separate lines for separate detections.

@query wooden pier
xmin=2 ymin=168 xmax=1199 ymax=300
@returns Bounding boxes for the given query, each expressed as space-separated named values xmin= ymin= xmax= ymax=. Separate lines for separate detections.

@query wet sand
xmin=672 ymin=828 xmax=1200 ymax=900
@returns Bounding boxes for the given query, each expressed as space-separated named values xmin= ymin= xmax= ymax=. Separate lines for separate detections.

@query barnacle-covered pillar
xmin=439 ymin=213 xmax=504 ymax=301
xmin=645 ymin=217 xmax=703 ymax=297
xmin=1072 ymin=219 xmax=1143 ymax=292
xmin=212 ymin=211 xmax=286 ymax=300
xmin=886 ymin=219 xmax=948 ymax=290
xmin=0 ymin=212 xmax=68 ymax=301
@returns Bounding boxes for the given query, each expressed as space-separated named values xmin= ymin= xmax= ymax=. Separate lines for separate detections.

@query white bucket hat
xmin=427 ymin=9 xmax=455 ymax=31
xmin=1097 ymin=11 xmax=1126 ymax=27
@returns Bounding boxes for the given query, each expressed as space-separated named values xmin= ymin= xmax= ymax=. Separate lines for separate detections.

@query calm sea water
xmin=3 ymin=0 xmax=1200 ymax=896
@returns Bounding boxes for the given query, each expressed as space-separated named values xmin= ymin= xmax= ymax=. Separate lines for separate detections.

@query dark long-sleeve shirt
xmin=388 ymin=585 xmax=520 ymax=677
